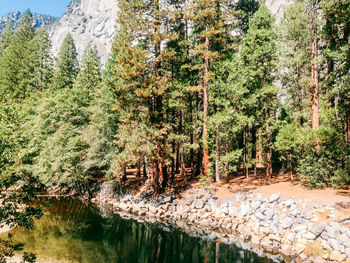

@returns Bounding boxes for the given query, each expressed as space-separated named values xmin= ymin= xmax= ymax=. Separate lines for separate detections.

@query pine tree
xmin=240 ymin=5 xmax=278 ymax=181
xmin=33 ymin=29 xmax=54 ymax=93
xmin=187 ymin=0 xmax=234 ymax=180
xmin=53 ymin=33 xmax=79 ymax=90
xmin=0 ymin=10 xmax=37 ymax=100
xmin=322 ymin=0 xmax=350 ymax=145
xmin=0 ymin=20 xmax=14 ymax=57
xmin=111 ymin=0 xmax=177 ymax=193
xmin=279 ymin=1 xmax=312 ymax=127
xmin=74 ymin=44 xmax=101 ymax=98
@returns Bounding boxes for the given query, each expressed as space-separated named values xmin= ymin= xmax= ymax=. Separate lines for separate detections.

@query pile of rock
xmin=92 ymin=189 xmax=350 ymax=262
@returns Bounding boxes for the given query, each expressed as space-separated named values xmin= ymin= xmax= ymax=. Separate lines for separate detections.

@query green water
xmin=9 ymin=198 xmax=281 ymax=263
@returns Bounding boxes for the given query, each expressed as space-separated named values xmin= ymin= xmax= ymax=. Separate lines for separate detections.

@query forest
xmin=0 ymin=0 xmax=349 ymax=201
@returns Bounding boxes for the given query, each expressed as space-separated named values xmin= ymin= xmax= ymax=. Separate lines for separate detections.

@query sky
xmin=0 ymin=0 xmax=72 ymax=17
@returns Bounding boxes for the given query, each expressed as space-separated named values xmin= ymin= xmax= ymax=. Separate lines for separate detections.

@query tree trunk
xmin=189 ymin=96 xmax=194 ymax=177
xmin=180 ymin=96 xmax=186 ymax=179
xmin=152 ymin=160 xmax=159 ymax=195
xmin=345 ymin=99 xmax=350 ymax=144
xmin=311 ymin=9 xmax=319 ymax=130
xmin=215 ymin=129 xmax=220 ymax=182
xmin=265 ymin=108 xmax=271 ymax=183
xmin=203 ymin=19 xmax=210 ymax=179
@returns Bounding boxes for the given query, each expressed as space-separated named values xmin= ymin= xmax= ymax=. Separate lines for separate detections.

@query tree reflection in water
xmin=8 ymin=198 xmax=279 ymax=263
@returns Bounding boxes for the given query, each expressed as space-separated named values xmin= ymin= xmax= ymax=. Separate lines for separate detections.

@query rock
xmin=310 ymin=257 xmax=325 ymax=263
xmin=326 ymin=225 xmax=340 ymax=239
xmin=310 ymin=222 xmax=327 ymax=236
xmin=251 ymin=201 xmax=261 ymax=211
xmin=228 ymin=206 xmax=238 ymax=217
xmin=281 ymin=217 xmax=294 ymax=229
xmin=339 ymin=233 xmax=350 ymax=244
xmin=265 ymin=210 xmax=274 ymax=221
xmin=251 ymin=235 xmax=260 ymax=245
xmin=195 ymin=200 xmax=204 ymax=209
xmin=189 ymin=189 xmax=198 ymax=194
xmin=260 ymin=237 xmax=273 ymax=249
xmin=239 ymin=204 xmax=251 ymax=216
xmin=183 ymin=198 xmax=193 ymax=206
xmin=295 ymin=242 xmax=306 ymax=254
xmin=304 ymin=232 xmax=316 ymax=240
xmin=149 ymin=207 xmax=158 ymax=214
xmin=299 ymin=253 xmax=308 ymax=260
xmin=321 ymin=240 xmax=332 ymax=251
xmin=202 ymin=194 xmax=212 ymax=202
xmin=301 ymin=211 xmax=312 ymax=220
xmin=162 ymin=196 xmax=172 ymax=204
xmin=287 ymin=233 xmax=295 ymax=242
xmin=290 ymin=209 xmax=299 ymax=217
xmin=294 ymin=224 xmax=307 ymax=234
xmin=330 ymin=251 xmax=346 ymax=262
xmin=328 ymin=238 xmax=340 ymax=251
xmin=268 ymin=193 xmax=280 ymax=203
xmin=280 ymin=243 xmax=292 ymax=255
xmin=199 ymin=219 xmax=211 ymax=227
xmin=220 ymin=207 xmax=229 ymax=215
xmin=49 ymin=0 xmax=118 ymax=65
xmin=345 ymin=248 xmax=350 ymax=258
xmin=284 ymin=199 xmax=295 ymax=208
xmin=255 ymin=212 xmax=265 ymax=221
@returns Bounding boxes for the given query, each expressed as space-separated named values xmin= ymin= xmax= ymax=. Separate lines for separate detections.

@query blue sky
xmin=0 ymin=0 xmax=72 ymax=17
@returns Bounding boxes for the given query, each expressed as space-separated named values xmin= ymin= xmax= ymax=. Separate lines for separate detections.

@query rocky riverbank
xmin=92 ymin=186 xmax=350 ymax=263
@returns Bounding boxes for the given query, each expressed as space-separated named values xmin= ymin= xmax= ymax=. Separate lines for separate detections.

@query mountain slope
xmin=0 ymin=11 xmax=58 ymax=34
xmin=48 ymin=0 xmax=118 ymax=65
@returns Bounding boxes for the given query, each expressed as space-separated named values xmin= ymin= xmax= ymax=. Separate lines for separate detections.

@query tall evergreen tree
xmin=0 ymin=10 xmax=36 ymax=100
xmin=187 ymin=0 xmax=234 ymax=180
xmin=240 ymin=5 xmax=278 ymax=181
xmin=52 ymin=33 xmax=79 ymax=90
xmin=33 ymin=29 xmax=54 ymax=92
xmin=279 ymin=1 xmax=312 ymax=127
xmin=111 ymin=0 xmax=177 ymax=193
xmin=74 ymin=44 xmax=101 ymax=98
xmin=322 ymin=0 xmax=350 ymax=145
xmin=0 ymin=20 xmax=14 ymax=57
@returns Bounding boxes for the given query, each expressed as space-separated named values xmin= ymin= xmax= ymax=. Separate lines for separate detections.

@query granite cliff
xmin=48 ymin=0 xmax=118 ymax=65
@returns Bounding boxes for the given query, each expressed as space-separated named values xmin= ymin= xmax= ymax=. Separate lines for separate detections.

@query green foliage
xmin=274 ymin=123 xmax=303 ymax=170
xmin=0 ymin=21 xmax=14 ymax=57
xmin=296 ymin=127 xmax=349 ymax=188
xmin=0 ymin=10 xmax=37 ymax=100
xmin=74 ymin=44 xmax=101 ymax=98
xmin=52 ymin=33 xmax=79 ymax=90
xmin=0 ymin=172 xmax=42 ymax=263
xmin=82 ymin=85 xmax=118 ymax=178
xmin=279 ymin=0 xmax=312 ymax=126
xmin=33 ymin=29 xmax=53 ymax=92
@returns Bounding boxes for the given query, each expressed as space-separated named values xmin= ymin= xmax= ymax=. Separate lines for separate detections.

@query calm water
xmin=9 ymin=198 xmax=281 ymax=263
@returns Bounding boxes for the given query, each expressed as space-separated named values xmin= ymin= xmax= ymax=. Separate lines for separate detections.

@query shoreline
xmin=92 ymin=186 xmax=350 ymax=263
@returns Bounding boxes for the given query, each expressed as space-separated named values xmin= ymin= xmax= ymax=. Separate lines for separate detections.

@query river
xmin=6 ymin=197 xmax=282 ymax=263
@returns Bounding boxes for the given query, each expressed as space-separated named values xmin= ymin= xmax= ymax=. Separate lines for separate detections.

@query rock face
xmin=48 ymin=0 xmax=118 ymax=65
xmin=265 ymin=0 xmax=294 ymax=22
xmin=0 ymin=11 xmax=57 ymax=34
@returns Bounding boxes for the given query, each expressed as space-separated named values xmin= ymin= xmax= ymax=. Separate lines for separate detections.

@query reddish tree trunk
xmin=215 ymin=129 xmax=220 ymax=182
xmin=203 ymin=19 xmax=210 ymax=179
xmin=311 ymin=12 xmax=319 ymax=130
xmin=180 ymin=96 xmax=186 ymax=179
xmin=265 ymin=108 xmax=271 ymax=183
xmin=345 ymin=99 xmax=350 ymax=144
xmin=152 ymin=160 xmax=159 ymax=195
